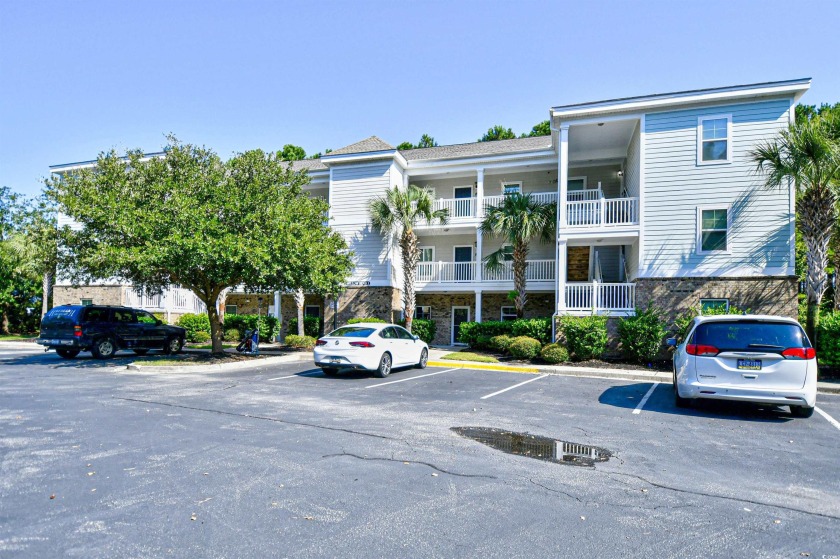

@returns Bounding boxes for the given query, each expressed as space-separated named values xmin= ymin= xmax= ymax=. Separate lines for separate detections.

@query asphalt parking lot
xmin=1 ymin=346 xmax=839 ymax=558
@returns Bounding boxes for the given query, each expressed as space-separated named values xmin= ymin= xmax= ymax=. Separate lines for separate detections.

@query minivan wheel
xmin=790 ymin=405 xmax=814 ymax=418
xmin=92 ymin=338 xmax=116 ymax=360
xmin=164 ymin=337 xmax=183 ymax=355
xmin=56 ymin=349 xmax=80 ymax=359
xmin=674 ymin=370 xmax=690 ymax=408
xmin=374 ymin=353 xmax=392 ymax=378
xmin=416 ymin=348 xmax=428 ymax=369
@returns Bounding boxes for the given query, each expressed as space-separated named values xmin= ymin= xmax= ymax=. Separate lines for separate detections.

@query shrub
xmin=511 ymin=317 xmax=552 ymax=344
xmin=348 ymin=317 xmax=386 ymax=324
xmin=176 ymin=313 xmax=211 ymax=342
xmin=475 ymin=320 xmax=515 ymax=338
xmin=192 ymin=331 xmax=211 ymax=343
xmin=224 ymin=328 xmax=241 ymax=342
xmin=560 ymin=315 xmax=608 ymax=361
xmin=287 ymin=316 xmax=321 ymax=338
xmin=456 ymin=321 xmax=480 ymax=346
xmin=285 ymin=334 xmax=316 ymax=349
xmin=398 ymin=318 xmax=436 ymax=344
xmin=508 ymin=336 xmax=542 ymax=360
xmin=540 ymin=343 xmax=569 ymax=364
xmin=490 ymin=335 xmax=514 ymax=353
xmin=817 ymin=311 xmax=840 ymax=367
xmin=618 ymin=305 xmax=668 ymax=363
xmin=672 ymin=304 xmax=749 ymax=342
xmin=472 ymin=335 xmax=493 ymax=350
xmin=224 ymin=314 xmax=280 ymax=342
xmin=457 ymin=319 xmax=522 ymax=345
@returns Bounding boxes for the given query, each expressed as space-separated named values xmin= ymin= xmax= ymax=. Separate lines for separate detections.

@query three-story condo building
xmin=52 ymin=79 xmax=809 ymax=345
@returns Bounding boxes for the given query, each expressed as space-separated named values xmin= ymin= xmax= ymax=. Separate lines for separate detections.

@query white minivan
xmin=669 ymin=315 xmax=817 ymax=417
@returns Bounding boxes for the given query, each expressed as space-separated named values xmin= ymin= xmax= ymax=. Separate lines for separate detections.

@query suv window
xmin=83 ymin=307 xmax=111 ymax=323
xmin=113 ymin=309 xmax=136 ymax=323
xmin=692 ymin=320 xmax=809 ymax=352
xmin=395 ymin=326 xmax=414 ymax=340
xmin=136 ymin=311 xmax=158 ymax=325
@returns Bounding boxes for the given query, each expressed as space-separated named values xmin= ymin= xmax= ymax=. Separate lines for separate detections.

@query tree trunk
xmin=0 ymin=306 xmax=9 ymax=335
xmin=41 ymin=269 xmax=53 ymax=318
xmin=797 ymin=190 xmax=837 ymax=345
xmin=295 ymin=289 xmax=305 ymax=336
xmin=206 ymin=295 xmax=225 ymax=354
xmin=512 ymin=242 xmax=529 ymax=318
xmin=218 ymin=289 xmax=227 ymax=325
xmin=401 ymin=230 xmax=419 ymax=332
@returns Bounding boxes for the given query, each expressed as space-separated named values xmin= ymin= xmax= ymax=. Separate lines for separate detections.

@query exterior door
xmin=453 ymin=186 xmax=473 ymax=218
xmin=452 ymin=306 xmax=471 ymax=345
xmin=454 ymin=246 xmax=473 ymax=281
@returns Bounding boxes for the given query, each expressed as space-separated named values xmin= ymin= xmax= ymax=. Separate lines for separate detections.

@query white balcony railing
xmin=483 ymin=191 xmax=557 ymax=214
xmin=565 ymin=282 xmax=635 ymax=312
xmin=125 ymin=287 xmax=207 ymax=314
xmin=416 ymin=260 xmax=555 ymax=284
xmin=433 ymin=197 xmax=476 ymax=218
xmin=566 ymin=189 xmax=602 ymax=202
xmin=565 ymin=197 xmax=639 ymax=228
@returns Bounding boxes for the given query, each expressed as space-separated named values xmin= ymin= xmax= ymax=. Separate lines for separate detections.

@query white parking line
xmin=632 ymin=382 xmax=660 ymax=415
xmin=365 ymin=368 xmax=459 ymax=389
xmin=267 ymin=371 xmax=323 ymax=381
xmin=480 ymin=374 xmax=548 ymax=400
xmin=815 ymin=406 xmax=840 ymax=431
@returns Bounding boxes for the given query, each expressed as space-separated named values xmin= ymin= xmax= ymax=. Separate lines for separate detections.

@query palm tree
xmin=480 ymin=193 xmax=556 ymax=318
xmin=752 ymin=113 xmax=840 ymax=342
xmin=369 ymin=185 xmax=448 ymax=332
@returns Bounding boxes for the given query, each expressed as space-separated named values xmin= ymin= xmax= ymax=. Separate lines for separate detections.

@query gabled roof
xmin=327 ymin=136 xmax=395 ymax=156
xmin=401 ymin=135 xmax=552 ymax=161
xmin=290 ymin=158 xmax=327 ymax=172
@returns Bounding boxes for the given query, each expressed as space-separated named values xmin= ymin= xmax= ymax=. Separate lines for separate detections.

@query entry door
xmin=453 ymin=246 xmax=473 ymax=281
xmin=453 ymin=187 xmax=473 ymax=218
xmin=452 ymin=307 xmax=471 ymax=345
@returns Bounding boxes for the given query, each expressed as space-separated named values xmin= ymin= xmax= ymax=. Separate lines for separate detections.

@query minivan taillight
xmin=686 ymin=344 xmax=719 ymax=356
xmin=349 ymin=341 xmax=375 ymax=348
xmin=781 ymin=347 xmax=816 ymax=360
xmin=73 ymin=325 xmax=83 ymax=338
xmin=315 ymin=339 xmax=327 ymax=346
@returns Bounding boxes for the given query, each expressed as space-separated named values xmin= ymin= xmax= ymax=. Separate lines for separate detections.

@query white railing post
xmin=592 ymin=280 xmax=599 ymax=314
xmin=476 ymin=168 xmax=484 ymax=218
xmin=599 ymin=198 xmax=606 ymax=226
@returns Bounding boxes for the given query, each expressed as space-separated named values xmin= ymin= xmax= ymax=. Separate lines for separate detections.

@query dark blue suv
xmin=36 ymin=305 xmax=186 ymax=359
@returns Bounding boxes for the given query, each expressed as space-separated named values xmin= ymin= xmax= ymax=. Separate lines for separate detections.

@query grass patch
xmin=440 ymin=351 xmax=499 ymax=363
xmin=187 ymin=343 xmax=237 ymax=350
xmin=0 ymin=334 xmax=36 ymax=341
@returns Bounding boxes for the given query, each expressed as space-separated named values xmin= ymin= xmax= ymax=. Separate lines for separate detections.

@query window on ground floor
xmin=697 ymin=207 xmax=729 ymax=253
xmin=415 ymin=306 xmax=432 ymax=320
xmin=305 ymin=305 xmax=321 ymax=318
xmin=80 ymin=298 xmax=93 ymax=306
xmin=501 ymin=306 xmax=517 ymax=321
xmin=225 ymin=305 xmax=237 ymax=315
xmin=700 ymin=299 xmax=730 ymax=313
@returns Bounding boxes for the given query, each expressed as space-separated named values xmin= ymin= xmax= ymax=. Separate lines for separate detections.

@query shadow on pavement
xmin=598 ymin=382 xmax=793 ymax=423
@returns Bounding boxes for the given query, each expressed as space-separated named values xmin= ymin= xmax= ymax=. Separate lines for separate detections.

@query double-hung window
xmin=698 ymin=207 xmax=729 ymax=253
xmin=419 ymin=247 xmax=434 ymax=263
xmin=500 ymin=306 xmax=517 ymax=321
xmin=415 ymin=306 xmax=432 ymax=320
xmin=697 ymin=115 xmax=732 ymax=164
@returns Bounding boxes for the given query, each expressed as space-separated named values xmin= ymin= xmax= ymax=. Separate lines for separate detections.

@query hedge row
xmin=175 ymin=313 xmax=279 ymax=343
xmin=817 ymin=311 xmax=840 ymax=367
xmin=457 ymin=318 xmax=552 ymax=346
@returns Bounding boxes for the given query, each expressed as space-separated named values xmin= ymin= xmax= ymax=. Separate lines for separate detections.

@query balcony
xmin=416 ymin=260 xmax=556 ymax=284
xmin=483 ymin=191 xmax=557 ymax=214
xmin=125 ymin=287 xmax=207 ymax=314
xmin=564 ymin=282 xmax=635 ymax=314
xmin=432 ymin=197 xmax=476 ymax=219
xmin=565 ymin=197 xmax=639 ymax=228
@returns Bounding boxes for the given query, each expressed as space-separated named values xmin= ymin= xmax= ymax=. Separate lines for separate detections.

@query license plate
xmin=737 ymin=359 xmax=762 ymax=371
xmin=330 ymin=357 xmax=341 ymax=364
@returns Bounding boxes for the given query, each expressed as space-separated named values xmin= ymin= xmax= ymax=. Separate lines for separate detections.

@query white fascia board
xmin=550 ymin=79 xmax=812 ymax=120
xmin=405 ymin=150 xmax=557 ymax=173
xmin=320 ymin=150 xmax=398 ymax=166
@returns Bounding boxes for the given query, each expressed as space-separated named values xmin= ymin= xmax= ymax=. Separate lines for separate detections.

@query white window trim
xmin=697 ymin=114 xmax=733 ymax=166
xmin=80 ymin=299 xmax=93 ymax=306
xmin=501 ymin=181 xmax=522 ymax=195
xmin=419 ymin=246 xmax=435 ymax=262
xmin=452 ymin=185 xmax=474 ymax=198
xmin=415 ymin=306 xmax=432 ymax=320
xmin=700 ymin=298 xmax=730 ymax=313
xmin=696 ymin=205 xmax=732 ymax=255
xmin=500 ymin=306 xmax=517 ymax=321
xmin=453 ymin=245 xmax=474 ymax=262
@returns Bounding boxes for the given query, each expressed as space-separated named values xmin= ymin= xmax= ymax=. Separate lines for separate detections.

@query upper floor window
xmin=697 ymin=115 xmax=732 ymax=164
xmin=419 ymin=247 xmax=434 ymax=262
xmin=502 ymin=182 xmax=522 ymax=196
xmin=697 ymin=207 xmax=729 ymax=253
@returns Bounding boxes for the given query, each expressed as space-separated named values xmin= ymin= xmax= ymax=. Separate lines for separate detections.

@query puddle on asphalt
xmin=452 ymin=426 xmax=611 ymax=467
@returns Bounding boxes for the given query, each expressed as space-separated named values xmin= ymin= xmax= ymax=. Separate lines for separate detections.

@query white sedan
xmin=313 ymin=323 xmax=429 ymax=377
xmin=669 ymin=314 xmax=817 ymax=417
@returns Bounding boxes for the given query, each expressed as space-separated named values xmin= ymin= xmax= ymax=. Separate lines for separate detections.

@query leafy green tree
xmin=13 ymin=195 xmax=58 ymax=317
xmin=480 ymin=193 xmax=556 ymax=318
xmin=397 ymin=134 xmax=438 ymax=151
xmin=479 ymin=125 xmax=516 ymax=142
xmin=521 ymin=120 xmax=551 ymax=137
xmin=45 ymin=138 xmax=351 ymax=353
xmin=752 ymin=111 xmax=840 ymax=342
xmin=396 ymin=141 xmax=414 ymax=150
xmin=279 ymin=144 xmax=306 ymax=161
xmin=369 ymin=185 xmax=447 ymax=332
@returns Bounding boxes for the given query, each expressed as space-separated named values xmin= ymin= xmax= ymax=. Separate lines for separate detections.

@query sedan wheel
xmin=92 ymin=338 xmax=116 ymax=360
xmin=416 ymin=348 xmax=428 ymax=369
xmin=374 ymin=353 xmax=392 ymax=378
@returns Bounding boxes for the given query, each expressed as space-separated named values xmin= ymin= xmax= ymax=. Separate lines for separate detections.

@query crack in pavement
xmin=322 ymin=452 xmax=497 ymax=479
xmin=605 ymin=471 xmax=840 ymax=521
xmin=114 ymin=397 xmax=396 ymax=440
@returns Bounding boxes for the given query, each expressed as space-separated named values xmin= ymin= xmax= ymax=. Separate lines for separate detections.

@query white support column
xmin=475 ymin=229 xmax=483 ymax=283
xmin=476 ymin=168 xmax=484 ymax=217
xmin=403 ymin=171 xmax=409 ymax=190
xmin=558 ymin=125 xmax=570 ymax=228
xmin=557 ymin=240 xmax=567 ymax=311
xmin=475 ymin=290 xmax=482 ymax=323
xmin=274 ymin=291 xmax=282 ymax=341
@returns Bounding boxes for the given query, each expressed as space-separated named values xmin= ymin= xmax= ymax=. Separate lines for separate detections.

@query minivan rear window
xmin=328 ymin=327 xmax=375 ymax=338
xmin=692 ymin=321 xmax=809 ymax=352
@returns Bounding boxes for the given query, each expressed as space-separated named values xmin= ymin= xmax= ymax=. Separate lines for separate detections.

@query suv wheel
xmin=92 ymin=338 xmax=116 ymax=360
xmin=374 ymin=353 xmax=392 ymax=378
xmin=56 ymin=349 xmax=80 ymax=359
xmin=164 ymin=337 xmax=183 ymax=355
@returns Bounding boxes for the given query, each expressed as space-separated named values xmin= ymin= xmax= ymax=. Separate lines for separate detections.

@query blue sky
xmin=1 ymin=0 xmax=838 ymax=196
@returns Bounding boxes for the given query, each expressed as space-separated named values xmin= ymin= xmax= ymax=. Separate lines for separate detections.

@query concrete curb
xmin=122 ymin=352 xmax=310 ymax=373
xmin=427 ymin=360 xmax=540 ymax=373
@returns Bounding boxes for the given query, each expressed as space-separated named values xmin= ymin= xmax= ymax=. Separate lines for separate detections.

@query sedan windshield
xmin=693 ymin=321 xmax=809 ymax=352
xmin=328 ymin=327 xmax=375 ymax=338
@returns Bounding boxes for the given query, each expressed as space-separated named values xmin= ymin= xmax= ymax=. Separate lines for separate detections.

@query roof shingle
xmin=400 ymin=135 xmax=552 ymax=161
xmin=326 ymin=136 xmax=395 ymax=156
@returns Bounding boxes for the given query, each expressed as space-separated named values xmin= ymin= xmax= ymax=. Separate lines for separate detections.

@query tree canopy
xmin=521 ymin=120 xmax=551 ymax=138
xmin=45 ymin=138 xmax=352 ymax=352
xmin=279 ymin=144 xmax=306 ymax=161
xmin=479 ymin=125 xmax=516 ymax=142
xmin=397 ymin=134 xmax=438 ymax=150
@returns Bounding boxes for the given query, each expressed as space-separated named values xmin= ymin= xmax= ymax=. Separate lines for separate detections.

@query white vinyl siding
xmin=642 ymin=98 xmax=792 ymax=277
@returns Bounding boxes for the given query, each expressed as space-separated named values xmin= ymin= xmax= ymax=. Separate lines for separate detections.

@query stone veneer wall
xmin=480 ymin=293 xmax=554 ymax=322
xmin=634 ymin=276 xmax=799 ymax=326
xmin=323 ymin=287 xmax=402 ymax=332
xmin=53 ymin=286 xmax=125 ymax=307
xmin=415 ymin=293 xmax=476 ymax=345
xmin=280 ymin=294 xmax=326 ymax=337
